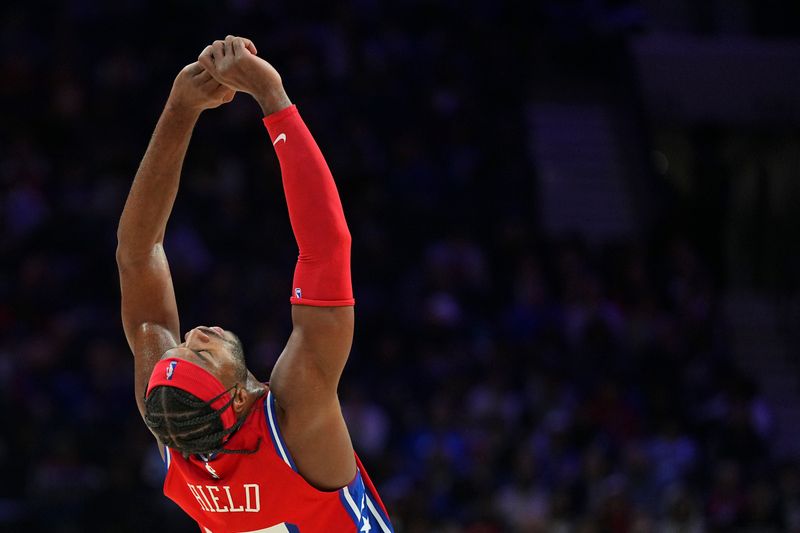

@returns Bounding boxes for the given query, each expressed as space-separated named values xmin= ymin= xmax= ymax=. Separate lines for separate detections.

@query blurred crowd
xmin=1 ymin=1 xmax=799 ymax=532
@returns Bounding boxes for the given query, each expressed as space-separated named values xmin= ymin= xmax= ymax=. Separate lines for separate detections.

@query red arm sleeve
xmin=263 ymin=105 xmax=354 ymax=307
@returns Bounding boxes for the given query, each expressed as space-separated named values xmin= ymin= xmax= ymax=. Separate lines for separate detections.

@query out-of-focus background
xmin=2 ymin=1 xmax=800 ymax=531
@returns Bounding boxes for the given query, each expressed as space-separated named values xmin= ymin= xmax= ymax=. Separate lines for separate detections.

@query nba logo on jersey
xmin=204 ymin=462 xmax=220 ymax=479
xmin=295 ymin=288 xmax=302 ymax=299
xmin=166 ymin=360 xmax=178 ymax=380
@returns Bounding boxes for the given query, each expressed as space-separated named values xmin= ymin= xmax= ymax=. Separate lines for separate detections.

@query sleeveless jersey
xmin=162 ymin=391 xmax=393 ymax=533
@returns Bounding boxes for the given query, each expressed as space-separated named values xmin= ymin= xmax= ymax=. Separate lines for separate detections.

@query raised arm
xmin=264 ymin=103 xmax=356 ymax=399
xmin=199 ymin=37 xmax=355 ymax=401
xmin=199 ymin=37 xmax=357 ymax=488
xmin=117 ymin=62 xmax=235 ymax=418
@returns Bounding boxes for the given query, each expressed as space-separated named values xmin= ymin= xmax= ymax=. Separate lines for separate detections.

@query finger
xmin=225 ymin=35 xmax=237 ymax=56
xmin=212 ymin=40 xmax=226 ymax=61
xmin=232 ymin=37 xmax=247 ymax=57
xmin=201 ymin=76 xmax=222 ymax=90
xmin=204 ymin=66 xmax=227 ymax=86
xmin=243 ymin=38 xmax=257 ymax=55
xmin=198 ymin=45 xmax=216 ymax=71
xmin=185 ymin=62 xmax=204 ymax=76
xmin=209 ymin=82 xmax=235 ymax=102
xmin=228 ymin=35 xmax=257 ymax=55
xmin=222 ymin=91 xmax=235 ymax=103
xmin=203 ymin=77 xmax=234 ymax=94
xmin=195 ymin=70 xmax=213 ymax=83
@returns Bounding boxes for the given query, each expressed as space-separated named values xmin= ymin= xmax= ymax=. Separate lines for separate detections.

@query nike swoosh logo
xmin=273 ymin=133 xmax=287 ymax=145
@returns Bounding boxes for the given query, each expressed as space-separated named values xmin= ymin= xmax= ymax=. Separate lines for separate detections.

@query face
xmin=161 ymin=325 xmax=245 ymax=390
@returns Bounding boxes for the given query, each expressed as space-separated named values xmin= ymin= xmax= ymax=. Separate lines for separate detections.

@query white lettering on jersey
xmin=223 ymin=485 xmax=245 ymax=512
xmin=244 ymin=484 xmax=261 ymax=512
xmin=188 ymin=483 xmax=261 ymax=513
xmin=207 ymin=486 xmax=227 ymax=512
xmin=188 ymin=485 xmax=210 ymax=512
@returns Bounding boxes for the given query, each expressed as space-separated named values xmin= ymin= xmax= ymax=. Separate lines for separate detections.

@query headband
xmin=146 ymin=358 xmax=238 ymax=431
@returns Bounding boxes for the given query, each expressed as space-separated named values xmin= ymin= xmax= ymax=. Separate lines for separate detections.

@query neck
xmin=239 ymin=371 xmax=268 ymax=415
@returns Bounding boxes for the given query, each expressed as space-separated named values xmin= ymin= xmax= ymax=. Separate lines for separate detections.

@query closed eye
xmin=191 ymin=349 xmax=213 ymax=361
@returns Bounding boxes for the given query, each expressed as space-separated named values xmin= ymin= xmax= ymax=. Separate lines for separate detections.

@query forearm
xmin=263 ymin=105 xmax=354 ymax=306
xmin=254 ymin=86 xmax=292 ymax=117
xmin=117 ymin=103 xmax=199 ymax=263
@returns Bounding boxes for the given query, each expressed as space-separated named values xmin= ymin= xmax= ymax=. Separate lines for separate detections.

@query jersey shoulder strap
xmin=262 ymin=390 xmax=299 ymax=472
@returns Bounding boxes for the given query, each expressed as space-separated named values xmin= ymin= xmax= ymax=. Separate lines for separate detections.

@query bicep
xmin=269 ymin=306 xmax=354 ymax=411
xmin=117 ymin=244 xmax=180 ymax=416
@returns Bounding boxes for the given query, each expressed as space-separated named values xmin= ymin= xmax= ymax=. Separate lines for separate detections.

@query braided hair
xmin=144 ymin=384 xmax=262 ymax=459
xmin=144 ymin=332 xmax=262 ymax=458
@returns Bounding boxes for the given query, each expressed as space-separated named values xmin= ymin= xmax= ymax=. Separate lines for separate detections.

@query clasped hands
xmin=168 ymin=35 xmax=290 ymax=116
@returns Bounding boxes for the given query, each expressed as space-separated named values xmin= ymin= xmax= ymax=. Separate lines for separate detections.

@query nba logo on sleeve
xmin=166 ymin=360 xmax=178 ymax=380
xmin=295 ymin=288 xmax=302 ymax=299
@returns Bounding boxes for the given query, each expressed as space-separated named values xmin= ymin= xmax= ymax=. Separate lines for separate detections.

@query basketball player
xmin=116 ymin=35 xmax=393 ymax=533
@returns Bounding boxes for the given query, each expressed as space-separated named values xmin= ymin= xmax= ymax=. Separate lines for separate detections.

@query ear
xmin=231 ymin=385 xmax=249 ymax=416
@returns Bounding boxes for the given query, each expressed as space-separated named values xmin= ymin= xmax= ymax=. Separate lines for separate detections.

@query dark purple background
xmin=2 ymin=1 xmax=800 ymax=531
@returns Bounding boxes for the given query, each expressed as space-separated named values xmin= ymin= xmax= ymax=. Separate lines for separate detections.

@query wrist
xmin=254 ymin=86 xmax=292 ymax=116
xmin=164 ymin=95 xmax=203 ymax=120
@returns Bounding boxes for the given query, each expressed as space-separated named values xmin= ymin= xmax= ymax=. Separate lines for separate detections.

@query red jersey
xmin=162 ymin=391 xmax=393 ymax=533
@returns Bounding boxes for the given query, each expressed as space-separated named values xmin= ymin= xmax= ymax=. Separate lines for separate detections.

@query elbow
xmin=116 ymin=224 xmax=165 ymax=267
xmin=333 ymin=226 xmax=352 ymax=250
xmin=296 ymin=226 xmax=351 ymax=265
xmin=115 ymin=236 xmax=128 ymax=267
xmin=116 ymin=240 xmax=161 ymax=269
xmin=115 ymin=243 xmax=135 ymax=269
xmin=115 ymin=226 xmax=133 ymax=266
xmin=115 ymin=231 xmax=136 ymax=267
xmin=326 ymin=226 xmax=351 ymax=258
xmin=318 ymin=223 xmax=351 ymax=253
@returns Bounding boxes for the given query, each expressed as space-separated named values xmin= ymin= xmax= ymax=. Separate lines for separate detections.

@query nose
xmin=184 ymin=328 xmax=211 ymax=344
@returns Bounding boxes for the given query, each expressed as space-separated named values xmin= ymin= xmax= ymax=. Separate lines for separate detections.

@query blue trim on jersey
xmin=162 ymin=445 xmax=171 ymax=475
xmin=339 ymin=469 xmax=365 ymax=527
xmin=364 ymin=492 xmax=394 ymax=533
xmin=265 ymin=391 xmax=298 ymax=472
xmin=339 ymin=490 xmax=360 ymax=527
xmin=285 ymin=525 xmax=300 ymax=533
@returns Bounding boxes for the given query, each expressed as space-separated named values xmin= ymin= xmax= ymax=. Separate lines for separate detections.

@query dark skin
xmin=117 ymin=36 xmax=356 ymax=491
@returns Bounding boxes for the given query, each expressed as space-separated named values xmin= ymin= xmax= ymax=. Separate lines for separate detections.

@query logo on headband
xmin=166 ymin=360 xmax=178 ymax=380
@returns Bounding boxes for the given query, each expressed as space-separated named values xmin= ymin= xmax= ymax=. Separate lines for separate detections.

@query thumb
xmin=243 ymin=38 xmax=257 ymax=55
xmin=233 ymin=37 xmax=257 ymax=57
xmin=198 ymin=46 xmax=220 ymax=78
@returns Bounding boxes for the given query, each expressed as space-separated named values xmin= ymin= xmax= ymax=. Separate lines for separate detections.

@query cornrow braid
xmin=144 ymin=385 xmax=262 ymax=458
